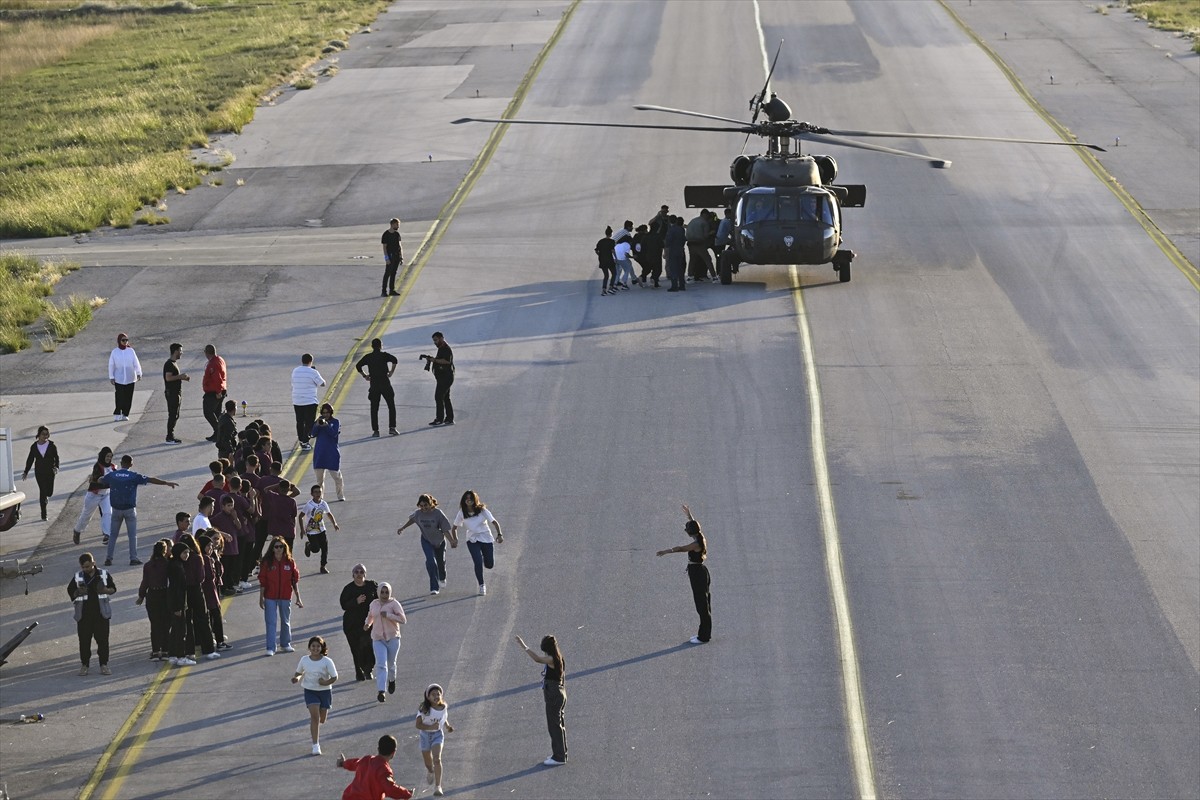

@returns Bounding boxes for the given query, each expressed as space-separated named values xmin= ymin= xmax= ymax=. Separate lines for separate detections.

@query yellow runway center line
xmin=84 ymin=3 xmax=583 ymax=797
xmin=790 ymin=266 xmax=878 ymax=800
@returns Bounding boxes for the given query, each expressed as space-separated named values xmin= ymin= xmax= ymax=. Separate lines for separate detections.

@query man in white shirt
xmin=291 ymin=353 xmax=326 ymax=451
xmin=108 ymin=332 xmax=143 ymax=422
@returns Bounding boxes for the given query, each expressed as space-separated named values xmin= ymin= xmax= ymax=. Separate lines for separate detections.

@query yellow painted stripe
xmin=790 ymin=267 xmax=878 ymax=799
xmin=83 ymin=4 xmax=582 ymax=798
xmin=939 ymin=0 xmax=1200 ymax=291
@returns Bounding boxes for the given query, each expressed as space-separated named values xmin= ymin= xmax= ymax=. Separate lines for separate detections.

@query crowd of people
xmin=593 ymin=204 xmax=736 ymax=293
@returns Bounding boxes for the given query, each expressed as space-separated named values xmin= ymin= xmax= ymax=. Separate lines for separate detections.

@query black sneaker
xmin=377 ymin=691 xmax=386 ymax=703
xmin=429 ymin=420 xmax=443 ymax=426
xmin=104 ymin=559 xmax=112 ymax=566
xmin=443 ymin=420 xmax=454 ymax=426
xmin=388 ymin=679 xmax=395 ymax=695
xmin=303 ymin=541 xmax=311 ymax=557
xmin=130 ymin=558 xmax=142 ymax=566
xmin=73 ymin=530 xmax=81 ymax=544
xmin=166 ymin=437 xmax=181 ymax=444
xmin=371 ymin=430 xmax=380 ymax=438
xmin=388 ymin=428 xmax=399 ymax=436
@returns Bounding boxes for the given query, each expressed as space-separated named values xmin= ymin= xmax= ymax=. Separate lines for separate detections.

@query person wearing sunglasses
xmin=259 ymin=536 xmax=304 ymax=657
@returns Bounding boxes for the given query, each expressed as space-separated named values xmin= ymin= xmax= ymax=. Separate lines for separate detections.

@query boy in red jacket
xmin=338 ymin=735 xmax=412 ymax=800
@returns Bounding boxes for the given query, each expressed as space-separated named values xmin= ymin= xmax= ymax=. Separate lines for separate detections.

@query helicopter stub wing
xmin=795 ymin=132 xmax=951 ymax=168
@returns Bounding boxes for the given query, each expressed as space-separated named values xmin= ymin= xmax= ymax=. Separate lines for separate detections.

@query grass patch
xmin=0 ymin=250 xmax=81 ymax=352
xmin=1126 ymin=0 xmax=1200 ymax=49
xmin=42 ymin=293 xmax=96 ymax=340
xmin=0 ymin=0 xmax=389 ymax=237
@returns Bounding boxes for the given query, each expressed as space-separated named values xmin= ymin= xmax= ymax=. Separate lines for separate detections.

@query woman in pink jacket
xmin=364 ymin=581 xmax=406 ymax=704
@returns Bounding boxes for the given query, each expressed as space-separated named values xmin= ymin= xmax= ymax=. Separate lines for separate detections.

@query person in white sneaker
xmin=451 ymin=491 xmax=503 ymax=596
xmin=108 ymin=332 xmax=142 ymax=421
xmin=292 ymin=635 xmax=338 ymax=756
xmin=515 ymin=634 xmax=567 ymax=766
xmin=415 ymin=683 xmax=455 ymax=796
xmin=655 ymin=503 xmax=711 ymax=644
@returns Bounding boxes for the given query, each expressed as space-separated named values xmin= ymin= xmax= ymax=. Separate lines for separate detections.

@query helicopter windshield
xmin=739 ymin=190 xmax=836 ymax=226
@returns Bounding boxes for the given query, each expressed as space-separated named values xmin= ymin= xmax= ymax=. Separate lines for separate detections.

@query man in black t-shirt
xmin=355 ymin=338 xmax=399 ymax=436
xmin=428 ymin=331 xmax=455 ymax=426
xmin=380 ymin=218 xmax=403 ymax=297
xmin=162 ymin=343 xmax=189 ymax=444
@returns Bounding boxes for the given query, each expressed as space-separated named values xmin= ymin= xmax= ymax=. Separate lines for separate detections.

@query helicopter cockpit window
xmin=776 ymin=193 xmax=834 ymax=225
xmin=741 ymin=194 xmax=776 ymax=224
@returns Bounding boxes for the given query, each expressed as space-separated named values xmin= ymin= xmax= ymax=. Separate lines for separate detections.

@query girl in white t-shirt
xmin=415 ymin=683 xmax=455 ymax=796
xmin=451 ymin=491 xmax=504 ymax=596
xmin=291 ymin=635 xmax=338 ymax=755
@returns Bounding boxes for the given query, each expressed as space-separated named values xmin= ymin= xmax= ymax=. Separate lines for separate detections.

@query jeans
xmin=433 ymin=372 xmax=453 ymax=423
xmin=466 ymin=540 xmax=494 ymax=586
xmin=420 ymin=537 xmax=447 ymax=592
xmin=264 ymin=598 xmax=292 ymax=651
xmin=75 ymin=491 xmax=110 ymax=537
xmin=372 ymin=637 xmax=400 ymax=693
xmin=107 ymin=507 xmax=138 ymax=562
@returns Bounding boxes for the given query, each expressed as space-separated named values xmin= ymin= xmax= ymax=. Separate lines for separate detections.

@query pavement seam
xmin=938 ymin=0 xmax=1200 ymax=292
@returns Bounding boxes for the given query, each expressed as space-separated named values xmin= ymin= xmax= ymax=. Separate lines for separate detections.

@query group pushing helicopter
xmin=453 ymin=44 xmax=1104 ymax=284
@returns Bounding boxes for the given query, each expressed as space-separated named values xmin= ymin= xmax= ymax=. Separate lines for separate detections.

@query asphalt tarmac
xmin=0 ymin=2 xmax=1196 ymax=799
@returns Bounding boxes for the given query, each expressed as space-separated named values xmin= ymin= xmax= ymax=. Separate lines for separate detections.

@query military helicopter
xmin=453 ymin=45 xmax=1104 ymax=283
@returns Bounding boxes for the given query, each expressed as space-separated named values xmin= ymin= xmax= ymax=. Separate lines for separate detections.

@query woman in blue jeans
xmin=259 ymin=536 xmax=304 ymax=656
xmin=396 ymin=495 xmax=456 ymax=595
xmin=364 ymin=582 xmax=406 ymax=703
xmin=451 ymin=491 xmax=504 ymax=596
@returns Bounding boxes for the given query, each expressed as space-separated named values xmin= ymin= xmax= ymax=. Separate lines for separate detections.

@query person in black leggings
xmin=23 ymin=425 xmax=60 ymax=521
xmin=656 ymin=503 xmax=711 ymax=644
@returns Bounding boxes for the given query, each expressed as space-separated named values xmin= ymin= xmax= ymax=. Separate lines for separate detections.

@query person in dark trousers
xmin=381 ymin=218 xmax=403 ymax=297
xmin=655 ymin=503 xmax=711 ymax=644
xmin=135 ymin=539 xmax=172 ymax=661
xmin=68 ymin=552 xmax=117 ymax=675
xmin=163 ymin=343 xmax=189 ymax=443
xmin=108 ymin=332 xmax=142 ymax=421
xmin=215 ymin=399 xmax=239 ymax=458
xmin=664 ymin=215 xmax=687 ymax=291
xmin=339 ymin=564 xmax=378 ymax=681
xmin=424 ymin=331 xmax=455 ymax=426
xmin=201 ymin=344 xmax=226 ymax=440
xmin=356 ymin=338 xmax=399 ymax=437
xmin=22 ymin=425 xmax=59 ymax=521
xmin=594 ymin=225 xmax=616 ymax=295
xmin=515 ymin=633 xmax=567 ymax=766
xmin=166 ymin=540 xmax=198 ymax=666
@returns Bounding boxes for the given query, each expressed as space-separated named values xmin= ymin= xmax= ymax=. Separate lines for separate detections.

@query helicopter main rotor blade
xmin=452 ymin=116 xmax=753 ymax=134
xmin=745 ymin=39 xmax=785 ymax=153
xmin=795 ymin=132 xmax=951 ymax=168
xmin=633 ymin=104 xmax=751 ymax=126
xmin=824 ymin=128 xmax=1106 ymax=152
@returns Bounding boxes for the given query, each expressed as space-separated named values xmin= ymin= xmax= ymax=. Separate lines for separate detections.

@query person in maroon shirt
xmin=202 ymin=344 xmax=227 ymax=440
xmin=209 ymin=495 xmax=246 ymax=595
xmin=262 ymin=479 xmax=301 ymax=550
xmin=135 ymin=539 xmax=172 ymax=660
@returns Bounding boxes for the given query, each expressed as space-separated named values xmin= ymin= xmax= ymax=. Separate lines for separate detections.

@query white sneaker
xmin=238 ymin=581 xmax=253 ymax=590
xmin=176 ymin=657 xmax=197 ymax=666
xmin=113 ymin=414 xmax=122 ymax=422
xmin=543 ymin=756 xmax=566 ymax=767
xmin=478 ymin=584 xmax=486 ymax=595
xmin=168 ymin=657 xmax=179 ymax=666
xmin=205 ymin=652 xmax=221 ymax=660
xmin=434 ymin=787 xmax=444 ymax=797
xmin=281 ymin=645 xmax=295 ymax=653
xmin=689 ymin=636 xmax=706 ymax=645
xmin=430 ymin=589 xmax=440 ymax=596
xmin=265 ymin=649 xmax=275 ymax=657
xmin=312 ymin=743 xmax=322 ymax=756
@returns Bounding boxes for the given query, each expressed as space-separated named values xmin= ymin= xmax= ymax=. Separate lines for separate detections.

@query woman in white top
xmin=364 ymin=581 xmax=407 ymax=704
xmin=291 ymin=635 xmax=338 ymax=756
xmin=108 ymin=332 xmax=142 ymax=421
xmin=415 ymin=683 xmax=455 ymax=797
xmin=451 ymin=491 xmax=503 ymax=596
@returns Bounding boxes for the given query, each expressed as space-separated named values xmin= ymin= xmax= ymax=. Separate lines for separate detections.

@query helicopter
xmin=453 ymin=45 xmax=1104 ymax=283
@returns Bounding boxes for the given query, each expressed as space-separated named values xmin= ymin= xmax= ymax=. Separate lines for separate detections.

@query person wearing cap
xmin=108 ymin=332 xmax=142 ymax=422
xmin=201 ymin=344 xmax=227 ymax=441
xmin=163 ymin=343 xmax=189 ymax=444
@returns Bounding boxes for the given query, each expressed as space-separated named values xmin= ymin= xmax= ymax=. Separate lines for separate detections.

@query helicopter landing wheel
xmin=833 ymin=249 xmax=855 ymax=283
xmin=718 ymin=251 xmax=735 ymax=285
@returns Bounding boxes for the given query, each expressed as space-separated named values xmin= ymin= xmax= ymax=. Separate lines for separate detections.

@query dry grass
xmin=0 ymin=20 xmax=118 ymax=81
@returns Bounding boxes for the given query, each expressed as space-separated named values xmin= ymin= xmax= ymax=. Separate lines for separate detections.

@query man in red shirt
xmin=202 ymin=344 xmax=227 ymax=441
xmin=338 ymin=735 xmax=412 ymax=800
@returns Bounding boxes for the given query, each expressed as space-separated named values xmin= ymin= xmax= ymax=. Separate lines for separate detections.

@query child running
xmin=298 ymin=484 xmax=339 ymax=575
xmin=415 ymin=683 xmax=455 ymax=796
xmin=292 ymin=635 xmax=338 ymax=755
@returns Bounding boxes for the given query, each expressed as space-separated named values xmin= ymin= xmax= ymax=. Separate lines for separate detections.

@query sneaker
xmin=79 ymin=665 xmax=89 ymax=676
xmin=371 ymin=430 xmax=380 ymax=438
xmin=320 ymin=566 xmax=330 ymax=574
xmin=478 ymin=584 xmax=486 ymax=595
xmin=300 ymin=443 xmax=312 ymax=451
xmin=430 ymin=589 xmax=440 ymax=596
xmin=150 ymin=651 xmax=160 ymax=660
xmin=238 ymin=581 xmax=253 ymax=590
xmin=73 ymin=530 xmax=81 ymax=544
xmin=388 ymin=428 xmax=399 ymax=436
xmin=217 ymin=641 xmax=232 ymax=651
xmin=265 ymin=650 xmax=275 ymax=657
xmin=312 ymin=744 xmax=322 ymax=756
xmin=543 ymin=757 xmax=566 ymax=767
xmin=387 ymin=680 xmax=395 ymax=695
xmin=427 ymin=771 xmax=435 ymax=785
xmin=377 ymin=691 xmax=386 ymax=703
xmin=168 ymin=657 xmax=179 ymax=665
xmin=443 ymin=420 xmax=454 ymax=426
xmin=304 ymin=541 xmax=311 ymax=557
xmin=100 ymin=665 xmax=112 ymax=675
xmin=204 ymin=435 xmax=217 ymax=442
xmin=439 ymin=576 xmax=448 ymax=587
xmin=103 ymin=559 xmax=112 ymax=566
xmin=281 ymin=645 xmax=295 ymax=653
xmin=711 ymin=275 xmax=719 ymax=283
xmin=689 ymin=636 xmax=707 ymax=645
xmin=114 ymin=414 xmax=122 ymax=422
xmin=389 ymin=290 xmax=401 ymax=296
xmin=205 ymin=652 xmax=221 ymax=660
xmin=177 ymin=657 xmax=197 ymax=666
xmin=166 ymin=437 xmax=181 ymax=444
xmin=381 ymin=291 xmax=389 ymax=297
xmin=130 ymin=558 xmax=142 ymax=566
xmin=434 ymin=788 xmax=444 ymax=797
xmin=429 ymin=420 xmax=444 ymax=426
xmin=102 ymin=533 xmax=109 ymax=544
xmin=337 ymin=496 xmax=346 ymax=502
